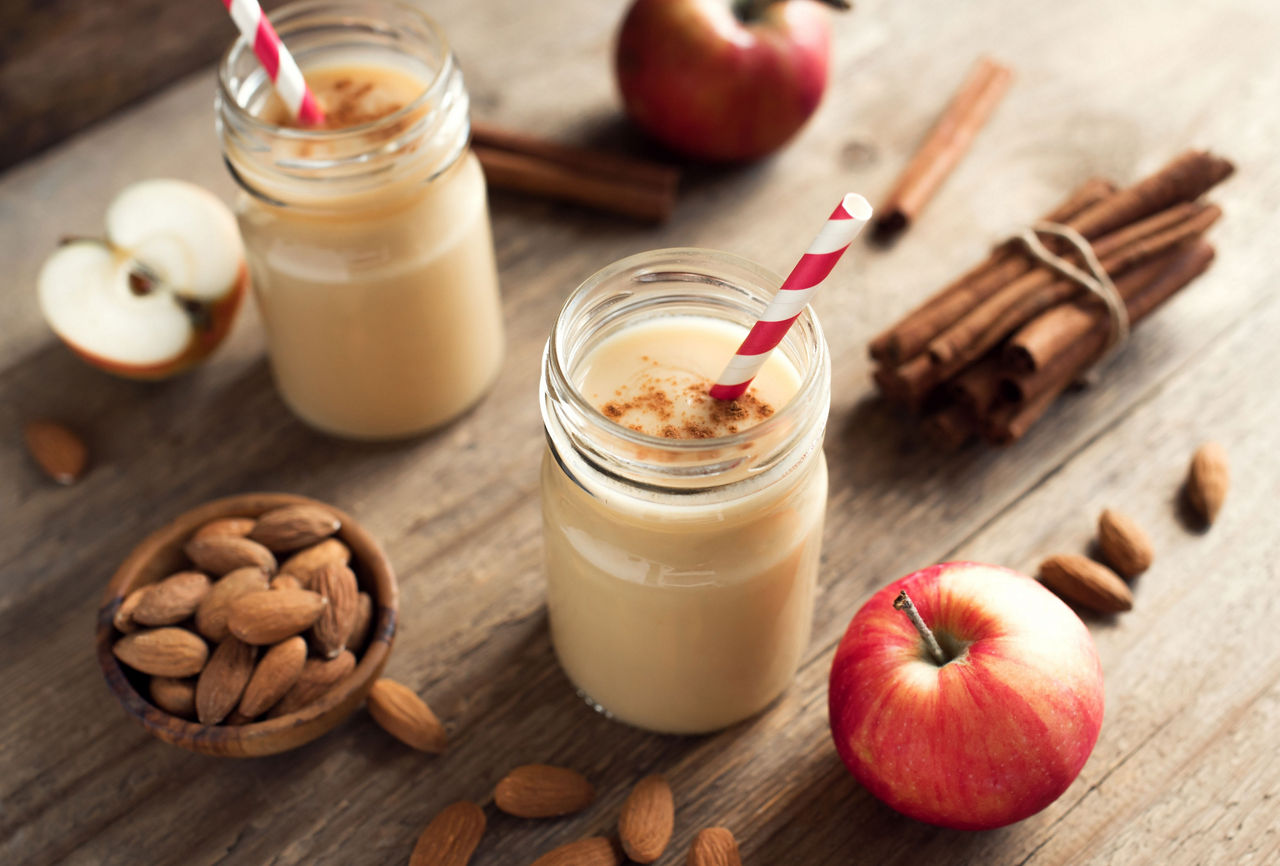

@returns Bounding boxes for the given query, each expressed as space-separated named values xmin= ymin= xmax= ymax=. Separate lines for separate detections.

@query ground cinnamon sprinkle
xmin=599 ymin=372 xmax=773 ymax=439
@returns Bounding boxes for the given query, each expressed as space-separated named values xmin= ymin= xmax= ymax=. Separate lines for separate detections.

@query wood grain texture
xmin=2 ymin=0 xmax=1279 ymax=863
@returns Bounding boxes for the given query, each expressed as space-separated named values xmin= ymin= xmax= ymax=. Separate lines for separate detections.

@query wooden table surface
xmin=3 ymin=1 xmax=1279 ymax=863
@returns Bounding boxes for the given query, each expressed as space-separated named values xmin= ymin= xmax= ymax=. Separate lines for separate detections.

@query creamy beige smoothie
xmin=222 ymin=36 xmax=503 ymax=439
xmin=542 ymin=315 xmax=827 ymax=733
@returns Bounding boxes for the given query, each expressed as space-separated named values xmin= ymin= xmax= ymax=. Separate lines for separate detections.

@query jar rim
xmin=546 ymin=247 xmax=829 ymax=457
xmin=216 ymin=0 xmax=451 ymax=144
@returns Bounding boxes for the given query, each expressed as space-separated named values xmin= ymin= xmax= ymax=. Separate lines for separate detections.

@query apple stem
xmin=893 ymin=590 xmax=948 ymax=666
xmin=736 ymin=0 xmax=850 ymax=22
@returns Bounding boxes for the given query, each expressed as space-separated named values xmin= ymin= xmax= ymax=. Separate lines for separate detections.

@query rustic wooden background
xmin=2 ymin=0 xmax=1279 ymax=863
xmin=0 ymin=0 xmax=287 ymax=169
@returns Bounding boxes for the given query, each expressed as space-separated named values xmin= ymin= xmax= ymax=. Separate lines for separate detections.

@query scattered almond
xmin=1097 ymin=509 xmax=1154 ymax=577
xmin=271 ymin=574 xmax=304 ymax=592
xmin=195 ymin=567 xmax=271 ymax=641
xmin=1039 ymin=554 xmax=1133 ymax=613
xmin=196 ymin=637 xmax=257 ymax=725
xmin=347 ymin=591 xmax=374 ymax=651
xmin=23 ymin=419 xmax=88 ymax=484
xmin=409 ymin=801 xmax=486 ymax=866
xmin=280 ymin=537 xmax=350 ymax=581
xmin=238 ymin=635 xmax=308 ymax=718
xmin=530 ymin=838 xmax=620 ymax=866
xmin=113 ymin=587 xmax=148 ymax=634
xmin=311 ymin=562 xmax=358 ymax=658
xmin=249 ymin=504 xmax=341 ymax=553
xmin=132 ymin=571 xmax=212 ymax=627
xmin=192 ymin=516 xmax=256 ymax=542
xmin=268 ymin=650 xmax=356 ymax=717
xmin=113 ymin=627 xmax=209 ymax=677
xmin=494 ymin=764 xmax=595 ymax=818
xmin=367 ymin=679 xmax=447 ymax=753
xmin=1186 ymin=441 xmax=1229 ymax=524
xmin=149 ymin=676 xmax=196 ymax=718
xmin=185 ymin=535 xmax=277 ymax=576
xmin=688 ymin=828 xmax=741 ymax=866
xmin=227 ymin=588 xmax=327 ymax=645
xmin=619 ymin=774 xmax=674 ymax=863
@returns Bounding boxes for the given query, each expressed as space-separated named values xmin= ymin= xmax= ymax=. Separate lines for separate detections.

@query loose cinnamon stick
xmin=925 ymin=202 xmax=1221 ymax=382
xmin=1000 ymin=241 xmax=1216 ymax=403
xmin=474 ymin=143 xmax=677 ymax=222
xmin=868 ymin=177 xmax=1115 ymax=365
xmin=872 ymin=56 xmax=1013 ymax=242
xmin=472 ymin=121 xmax=678 ymax=193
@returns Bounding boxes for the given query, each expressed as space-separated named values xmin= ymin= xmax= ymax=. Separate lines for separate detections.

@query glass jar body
xmin=539 ymin=248 xmax=831 ymax=734
xmin=218 ymin=0 xmax=503 ymax=439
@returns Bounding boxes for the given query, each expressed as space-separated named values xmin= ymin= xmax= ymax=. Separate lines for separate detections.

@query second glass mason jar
xmin=540 ymin=249 xmax=831 ymax=734
xmin=217 ymin=0 xmax=503 ymax=439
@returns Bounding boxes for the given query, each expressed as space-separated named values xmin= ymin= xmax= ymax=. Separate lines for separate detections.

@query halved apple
xmin=37 ymin=179 xmax=247 ymax=380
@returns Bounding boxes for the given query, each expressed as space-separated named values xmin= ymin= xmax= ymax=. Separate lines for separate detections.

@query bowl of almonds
xmin=95 ymin=492 xmax=397 ymax=757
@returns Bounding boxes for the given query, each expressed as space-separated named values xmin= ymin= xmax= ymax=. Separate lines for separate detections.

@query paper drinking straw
xmin=222 ymin=0 xmax=325 ymax=126
xmin=709 ymin=193 xmax=873 ymax=401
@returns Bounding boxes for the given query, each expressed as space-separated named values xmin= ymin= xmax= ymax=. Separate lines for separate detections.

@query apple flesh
xmin=37 ymin=179 xmax=246 ymax=380
xmin=828 ymin=562 xmax=1104 ymax=830
xmin=615 ymin=0 xmax=840 ymax=162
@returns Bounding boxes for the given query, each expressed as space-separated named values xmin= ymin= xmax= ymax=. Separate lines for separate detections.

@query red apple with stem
xmin=37 ymin=179 xmax=247 ymax=380
xmin=615 ymin=0 xmax=849 ymax=163
xmin=828 ymin=562 xmax=1105 ymax=830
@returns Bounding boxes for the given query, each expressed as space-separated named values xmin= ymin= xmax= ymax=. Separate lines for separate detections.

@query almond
xmin=1097 ymin=509 xmax=1154 ymax=577
xmin=149 ymin=676 xmax=196 ymax=718
xmin=193 ymin=516 xmax=256 ymax=542
xmin=224 ymin=710 xmax=255 ymax=726
xmin=113 ymin=627 xmax=209 ymax=677
xmin=249 ymin=504 xmax=342 ymax=552
xmin=1038 ymin=554 xmax=1133 ymax=613
xmin=367 ymin=679 xmax=447 ymax=753
xmin=268 ymin=650 xmax=356 ymax=717
xmin=347 ymin=591 xmax=374 ymax=652
xmin=23 ymin=420 xmax=88 ymax=484
xmin=530 ymin=838 xmax=620 ymax=866
xmin=238 ymin=635 xmax=308 ymax=718
xmin=227 ymin=589 xmax=326 ymax=645
xmin=132 ymin=571 xmax=212 ymax=626
xmin=280 ymin=538 xmax=351 ymax=582
xmin=494 ymin=764 xmax=595 ymax=818
xmin=688 ymin=828 xmax=741 ymax=866
xmin=196 ymin=637 xmax=257 ymax=725
xmin=310 ymin=562 xmax=359 ymax=658
xmin=1186 ymin=441 xmax=1229 ymax=524
xmin=195 ymin=567 xmax=271 ymax=641
xmin=185 ymin=535 xmax=277 ymax=576
xmin=409 ymin=801 xmax=486 ymax=866
xmin=619 ymin=774 xmax=674 ymax=863
xmin=113 ymin=587 xmax=148 ymax=634
xmin=271 ymin=574 xmax=304 ymax=592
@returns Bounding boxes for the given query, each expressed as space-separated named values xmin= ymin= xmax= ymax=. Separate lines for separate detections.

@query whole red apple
xmin=615 ymin=0 xmax=846 ymax=162
xmin=828 ymin=562 xmax=1104 ymax=830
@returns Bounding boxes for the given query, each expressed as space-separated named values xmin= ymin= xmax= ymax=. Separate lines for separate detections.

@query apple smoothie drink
xmin=217 ymin=0 xmax=503 ymax=439
xmin=540 ymin=249 xmax=830 ymax=734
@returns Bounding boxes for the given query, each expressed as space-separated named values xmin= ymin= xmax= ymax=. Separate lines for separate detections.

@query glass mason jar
xmin=540 ymin=249 xmax=831 ymax=734
xmin=217 ymin=0 xmax=503 ymax=439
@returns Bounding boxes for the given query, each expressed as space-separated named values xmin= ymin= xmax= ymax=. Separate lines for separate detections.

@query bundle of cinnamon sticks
xmin=870 ymin=150 xmax=1233 ymax=447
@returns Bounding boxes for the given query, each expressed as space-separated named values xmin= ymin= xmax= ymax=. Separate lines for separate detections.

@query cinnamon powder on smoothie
xmin=601 ymin=373 xmax=774 ymax=439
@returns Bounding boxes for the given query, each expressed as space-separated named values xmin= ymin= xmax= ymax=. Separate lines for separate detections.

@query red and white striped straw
xmin=222 ymin=0 xmax=325 ymax=126
xmin=709 ymin=193 xmax=873 ymax=401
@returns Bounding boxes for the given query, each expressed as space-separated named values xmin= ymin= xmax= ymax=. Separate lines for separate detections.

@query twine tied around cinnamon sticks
xmin=869 ymin=149 xmax=1235 ymax=448
xmin=1016 ymin=221 xmax=1130 ymax=372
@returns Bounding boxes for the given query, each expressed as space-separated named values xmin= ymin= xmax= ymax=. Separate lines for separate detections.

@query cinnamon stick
xmin=925 ymin=202 xmax=1221 ymax=382
xmin=471 ymin=124 xmax=679 ymax=222
xmin=872 ymin=57 xmax=1013 ymax=242
xmin=946 ymin=354 xmax=1004 ymax=416
xmin=923 ymin=404 xmax=978 ymax=451
xmin=867 ymin=177 xmax=1115 ymax=365
xmin=1000 ymin=241 xmax=1216 ymax=403
xmin=1067 ymin=150 xmax=1234 ymax=239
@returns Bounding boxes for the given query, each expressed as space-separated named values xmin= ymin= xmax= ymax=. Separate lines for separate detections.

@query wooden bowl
xmin=95 ymin=492 xmax=398 ymax=757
